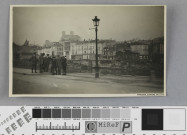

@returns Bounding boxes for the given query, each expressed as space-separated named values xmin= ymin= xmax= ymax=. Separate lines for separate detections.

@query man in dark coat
xmin=45 ymin=54 xmax=50 ymax=72
xmin=62 ymin=56 xmax=67 ymax=75
xmin=39 ymin=53 xmax=44 ymax=73
xmin=56 ymin=55 xmax=62 ymax=75
xmin=42 ymin=53 xmax=46 ymax=72
xmin=51 ymin=56 xmax=57 ymax=75
xmin=43 ymin=54 xmax=47 ymax=72
xmin=30 ymin=52 xmax=37 ymax=73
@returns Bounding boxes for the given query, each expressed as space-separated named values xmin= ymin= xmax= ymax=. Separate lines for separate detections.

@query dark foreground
xmin=12 ymin=68 xmax=164 ymax=95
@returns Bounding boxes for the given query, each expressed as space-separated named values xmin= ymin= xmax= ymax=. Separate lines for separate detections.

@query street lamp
xmin=92 ymin=16 xmax=100 ymax=78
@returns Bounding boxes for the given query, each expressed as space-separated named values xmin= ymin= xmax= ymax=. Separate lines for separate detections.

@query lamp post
xmin=92 ymin=16 xmax=100 ymax=78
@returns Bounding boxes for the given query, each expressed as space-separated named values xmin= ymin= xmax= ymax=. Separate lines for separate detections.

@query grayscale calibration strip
xmin=0 ymin=106 xmax=186 ymax=135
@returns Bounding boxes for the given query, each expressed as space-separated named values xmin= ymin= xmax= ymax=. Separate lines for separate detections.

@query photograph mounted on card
xmin=9 ymin=5 xmax=166 ymax=97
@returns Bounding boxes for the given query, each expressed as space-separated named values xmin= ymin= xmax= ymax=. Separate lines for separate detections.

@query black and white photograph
xmin=9 ymin=5 xmax=166 ymax=97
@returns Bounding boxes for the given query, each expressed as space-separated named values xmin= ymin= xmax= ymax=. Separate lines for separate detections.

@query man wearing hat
xmin=62 ymin=56 xmax=67 ymax=75
xmin=39 ymin=53 xmax=44 ymax=73
xmin=45 ymin=54 xmax=50 ymax=72
xmin=56 ymin=55 xmax=62 ymax=75
xmin=51 ymin=56 xmax=57 ymax=75
xmin=30 ymin=52 xmax=37 ymax=73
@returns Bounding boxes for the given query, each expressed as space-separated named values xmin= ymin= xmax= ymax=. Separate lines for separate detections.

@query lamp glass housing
xmin=92 ymin=16 xmax=100 ymax=27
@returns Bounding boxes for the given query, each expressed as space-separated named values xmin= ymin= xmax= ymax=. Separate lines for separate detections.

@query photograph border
xmin=9 ymin=5 xmax=167 ymax=97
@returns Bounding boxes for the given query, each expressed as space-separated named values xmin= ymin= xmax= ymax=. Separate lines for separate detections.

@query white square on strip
xmin=164 ymin=109 xmax=186 ymax=130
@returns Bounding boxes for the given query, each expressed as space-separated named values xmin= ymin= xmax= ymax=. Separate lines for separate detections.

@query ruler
xmin=0 ymin=106 xmax=186 ymax=135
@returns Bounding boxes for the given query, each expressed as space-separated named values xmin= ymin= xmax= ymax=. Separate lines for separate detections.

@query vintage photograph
xmin=9 ymin=5 xmax=166 ymax=97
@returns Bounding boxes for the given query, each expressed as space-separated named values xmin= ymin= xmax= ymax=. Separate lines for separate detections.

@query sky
xmin=13 ymin=6 xmax=165 ymax=46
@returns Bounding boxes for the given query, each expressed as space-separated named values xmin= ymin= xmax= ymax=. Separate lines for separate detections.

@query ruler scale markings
xmin=35 ymin=122 xmax=80 ymax=131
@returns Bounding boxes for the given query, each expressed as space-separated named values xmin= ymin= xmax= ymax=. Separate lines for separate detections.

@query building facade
xmin=70 ymin=41 xmax=107 ymax=61
xmin=149 ymin=37 xmax=164 ymax=63
xmin=130 ymin=44 xmax=149 ymax=60
xmin=60 ymin=31 xmax=81 ymax=42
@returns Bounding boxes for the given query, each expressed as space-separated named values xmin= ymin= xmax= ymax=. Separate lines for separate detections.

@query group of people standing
xmin=30 ymin=52 xmax=67 ymax=75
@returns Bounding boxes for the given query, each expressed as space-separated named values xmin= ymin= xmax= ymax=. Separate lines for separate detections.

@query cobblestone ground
xmin=12 ymin=68 xmax=164 ymax=95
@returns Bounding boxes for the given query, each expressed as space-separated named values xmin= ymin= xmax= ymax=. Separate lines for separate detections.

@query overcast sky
xmin=13 ymin=6 xmax=165 ymax=46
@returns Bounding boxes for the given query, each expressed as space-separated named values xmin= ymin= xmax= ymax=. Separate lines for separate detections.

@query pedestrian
xmin=51 ymin=56 xmax=57 ymax=75
xmin=30 ymin=52 xmax=37 ymax=73
xmin=56 ymin=55 xmax=62 ymax=75
xmin=42 ymin=53 xmax=46 ymax=72
xmin=39 ymin=53 xmax=44 ymax=73
xmin=43 ymin=54 xmax=46 ymax=72
xmin=48 ymin=56 xmax=52 ymax=73
xmin=46 ymin=54 xmax=50 ymax=72
xmin=62 ymin=56 xmax=67 ymax=75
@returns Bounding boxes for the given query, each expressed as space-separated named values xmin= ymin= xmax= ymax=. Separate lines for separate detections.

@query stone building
xmin=149 ymin=37 xmax=164 ymax=63
xmin=60 ymin=31 xmax=81 ymax=42
xmin=130 ymin=44 xmax=149 ymax=60
xmin=37 ymin=41 xmax=63 ymax=57
xmin=70 ymin=40 xmax=116 ymax=60
xmin=70 ymin=40 xmax=105 ymax=61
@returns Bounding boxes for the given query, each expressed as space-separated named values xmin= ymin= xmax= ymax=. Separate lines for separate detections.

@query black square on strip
xmin=32 ymin=109 xmax=41 ymax=118
xmin=142 ymin=109 xmax=163 ymax=130
xmin=43 ymin=109 xmax=51 ymax=118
